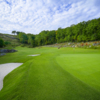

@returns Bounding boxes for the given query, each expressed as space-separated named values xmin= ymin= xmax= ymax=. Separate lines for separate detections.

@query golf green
xmin=56 ymin=54 xmax=100 ymax=91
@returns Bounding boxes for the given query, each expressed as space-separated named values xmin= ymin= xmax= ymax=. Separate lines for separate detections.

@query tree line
xmin=12 ymin=17 xmax=100 ymax=47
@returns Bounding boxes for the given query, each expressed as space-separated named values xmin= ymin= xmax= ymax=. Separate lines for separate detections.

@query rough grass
xmin=0 ymin=46 xmax=100 ymax=100
xmin=0 ymin=33 xmax=20 ymax=46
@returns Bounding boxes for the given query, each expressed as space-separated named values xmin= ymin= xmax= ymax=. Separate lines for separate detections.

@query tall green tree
xmin=18 ymin=32 xmax=28 ymax=43
xmin=27 ymin=34 xmax=36 ymax=47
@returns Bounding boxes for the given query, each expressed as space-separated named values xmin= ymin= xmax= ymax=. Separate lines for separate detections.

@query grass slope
xmin=0 ymin=33 xmax=20 ymax=46
xmin=0 ymin=47 xmax=100 ymax=100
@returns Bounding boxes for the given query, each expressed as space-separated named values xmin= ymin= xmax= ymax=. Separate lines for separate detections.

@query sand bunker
xmin=0 ymin=63 xmax=23 ymax=90
xmin=28 ymin=54 xmax=40 ymax=56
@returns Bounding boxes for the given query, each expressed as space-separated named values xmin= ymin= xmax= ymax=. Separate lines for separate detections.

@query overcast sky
xmin=0 ymin=0 xmax=100 ymax=34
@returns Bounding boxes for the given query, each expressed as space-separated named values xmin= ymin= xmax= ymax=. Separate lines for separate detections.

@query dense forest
xmin=1 ymin=17 xmax=100 ymax=48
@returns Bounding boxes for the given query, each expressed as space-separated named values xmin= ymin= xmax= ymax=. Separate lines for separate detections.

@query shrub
xmin=20 ymin=44 xmax=25 ymax=47
xmin=4 ymin=41 xmax=11 ymax=46
xmin=89 ymin=46 xmax=97 ymax=49
xmin=27 ymin=45 xmax=33 ymax=48
xmin=0 ymin=38 xmax=4 ymax=47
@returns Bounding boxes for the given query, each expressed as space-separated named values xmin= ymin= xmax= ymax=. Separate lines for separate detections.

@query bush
xmin=4 ymin=41 xmax=11 ymax=46
xmin=0 ymin=38 xmax=4 ymax=47
xmin=27 ymin=45 xmax=34 ymax=48
xmin=20 ymin=44 xmax=25 ymax=47
xmin=89 ymin=46 xmax=97 ymax=49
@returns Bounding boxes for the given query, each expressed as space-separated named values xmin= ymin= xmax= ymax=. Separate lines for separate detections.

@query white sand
xmin=0 ymin=63 xmax=23 ymax=90
xmin=28 ymin=54 xmax=40 ymax=56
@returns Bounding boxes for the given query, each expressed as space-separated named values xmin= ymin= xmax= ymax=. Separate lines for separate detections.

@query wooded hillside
xmin=1 ymin=17 xmax=100 ymax=48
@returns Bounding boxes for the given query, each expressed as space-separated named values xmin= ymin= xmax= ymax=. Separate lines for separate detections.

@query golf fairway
xmin=0 ymin=47 xmax=100 ymax=100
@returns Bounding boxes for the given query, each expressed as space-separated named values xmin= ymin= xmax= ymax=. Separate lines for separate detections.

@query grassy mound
xmin=0 ymin=47 xmax=100 ymax=100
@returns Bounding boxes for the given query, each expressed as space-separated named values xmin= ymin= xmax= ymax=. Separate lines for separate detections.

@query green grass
xmin=56 ymin=54 xmax=100 ymax=91
xmin=0 ymin=47 xmax=100 ymax=100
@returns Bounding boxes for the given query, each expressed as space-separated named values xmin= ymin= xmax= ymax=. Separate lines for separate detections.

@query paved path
xmin=0 ymin=63 xmax=23 ymax=90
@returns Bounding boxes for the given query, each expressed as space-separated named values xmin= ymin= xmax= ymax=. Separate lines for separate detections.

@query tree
xmin=12 ymin=30 xmax=16 ymax=35
xmin=27 ymin=34 xmax=36 ymax=47
xmin=11 ymin=17 xmax=100 ymax=47
xmin=18 ymin=32 xmax=28 ymax=43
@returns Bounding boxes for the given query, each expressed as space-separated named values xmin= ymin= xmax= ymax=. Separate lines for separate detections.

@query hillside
xmin=5 ymin=17 xmax=100 ymax=48
xmin=0 ymin=33 xmax=20 ymax=46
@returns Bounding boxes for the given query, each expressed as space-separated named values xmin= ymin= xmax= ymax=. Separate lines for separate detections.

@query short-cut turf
xmin=56 ymin=53 xmax=100 ymax=91
xmin=0 ymin=47 xmax=100 ymax=100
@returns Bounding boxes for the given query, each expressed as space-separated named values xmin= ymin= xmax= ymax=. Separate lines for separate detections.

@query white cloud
xmin=0 ymin=0 xmax=100 ymax=34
